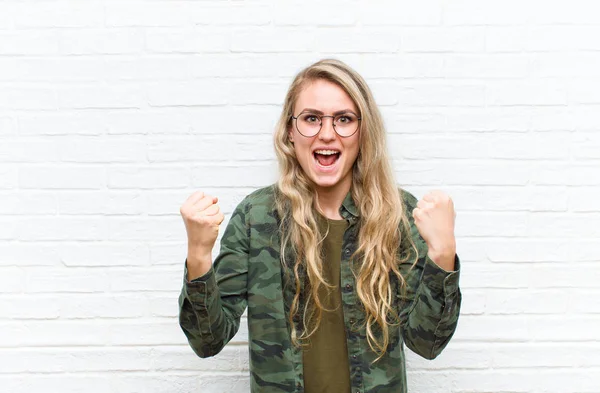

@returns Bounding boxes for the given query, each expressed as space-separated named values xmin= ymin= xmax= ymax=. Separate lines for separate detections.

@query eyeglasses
xmin=291 ymin=111 xmax=362 ymax=138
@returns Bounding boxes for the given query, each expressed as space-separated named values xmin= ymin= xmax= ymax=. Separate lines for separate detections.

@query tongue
xmin=316 ymin=153 xmax=338 ymax=166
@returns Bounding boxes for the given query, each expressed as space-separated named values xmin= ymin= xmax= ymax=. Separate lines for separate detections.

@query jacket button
xmin=352 ymin=354 xmax=357 ymax=360
xmin=344 ymin=248 xmax=351 ymax=257
xmin=349 ymin=318 xmax=355 ymax=324
xmin=345 ymin=283 xmax=352 ymax=290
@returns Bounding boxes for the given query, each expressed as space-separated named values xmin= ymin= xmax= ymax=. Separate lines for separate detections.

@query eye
xmin=301 ymin=114 xmax=320 ymax=123
xmin=337 ymin=114 xmax=355 ymax=124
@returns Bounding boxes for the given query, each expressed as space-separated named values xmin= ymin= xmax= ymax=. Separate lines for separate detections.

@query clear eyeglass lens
xmin=296 ymin=113 xmax=359 ymax=137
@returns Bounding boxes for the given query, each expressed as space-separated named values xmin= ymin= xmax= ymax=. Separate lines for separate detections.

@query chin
xmin=309 ymin=172 xmax=345 ymax=189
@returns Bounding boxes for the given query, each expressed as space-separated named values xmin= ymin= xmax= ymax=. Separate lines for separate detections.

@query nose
xmin=318 ymin=116 xmax=336 ymax=141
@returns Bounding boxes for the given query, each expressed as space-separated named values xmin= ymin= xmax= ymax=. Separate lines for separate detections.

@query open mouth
xmin=313 ymin=149 xmax=341 ymax=167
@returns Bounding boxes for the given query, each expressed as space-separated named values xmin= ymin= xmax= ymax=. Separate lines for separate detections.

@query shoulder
xmin=235 ymin=183 xmax=278 ymax=224
xmin=397 ymin=186 xmax=418 ymax=210
xmin=239 ymin=183 xmax=277 ymax=208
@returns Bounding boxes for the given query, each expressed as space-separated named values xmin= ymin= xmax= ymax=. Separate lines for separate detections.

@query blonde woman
xmin=179 ymin=59 xmax=461 ymax=393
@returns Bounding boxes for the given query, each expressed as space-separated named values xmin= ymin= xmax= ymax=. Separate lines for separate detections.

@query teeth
xmin=314 ymin=150 xmax=339 ymax=155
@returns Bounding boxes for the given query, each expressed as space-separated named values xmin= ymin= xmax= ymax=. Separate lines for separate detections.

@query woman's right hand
xmin=180 ymin=191 xmax=225 ymax=272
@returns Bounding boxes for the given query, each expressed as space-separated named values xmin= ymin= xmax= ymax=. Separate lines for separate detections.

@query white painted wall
xmin=1 ymin=0 xmax=599 ymax=392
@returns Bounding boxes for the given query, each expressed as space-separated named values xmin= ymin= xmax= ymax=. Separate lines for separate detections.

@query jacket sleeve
xmin=178 ymin=198 xmax=250 ymax=358
xmin=398 ymin=190 xmax=462 ymax=360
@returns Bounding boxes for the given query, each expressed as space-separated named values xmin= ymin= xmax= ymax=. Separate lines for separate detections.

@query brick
xmin=0 ymin=4 xmax=14 ymax=29
xmin=191 ymin=4 xmax=271 ymax=26
xmin=0 ymin=191 xmax=58 ymax=215
xmin=443 ymin=0 xmax=529 ymax=25
xmin=147 ymin=135 xmax=275 ymax=163
xmin=14 ymin=2 xmax=103 ymax=28
xmin=447 ymin=186 xmax=568 ymax=212
xmin=105 ymin=2 xmax=191 ymax=27
xmin=315 ymin=28 xmax=400 ymax=53
xmin=186 ymin=54 xmax=316 ymax=78
xmin=146 ymin=28 xmax=229 ymax=53
xmin=452 ymin=315 xmax=529 ymax=342
xmin=0 ymin=117 xmax=16 ymax=135
xmin=490 ymin=343 xmax=600 ymax=368
xmin=60 ymin=243 xmax=149 ymax=267
xmin=26 ymin=268 xmax=109 ymax=293
xmin=59 ymin=294 xmax=148 ymax=319
xmin=531 ymin=163 xmax=600 ymax=186
xmin=459 ymin=263 xmax=530 ymax=289
xmin=485 ymin=238 xmax=570 ymax=263
xmin=229 ymin=82 xmax=289 ymax=105
xmin=0 ymin=296 xmax=60 ymax=320
xmin=59 ymin=28 xmax=145 ymax=55
xmin=58 ymin=136 xmax=146 ymax=163
xmin=105 ymin=217 xmax=183 ymax=242
xmin=232 ymin=28 xmax=314 ymax=53
xmin=0 ymin=87 xmax=56 ymax=110
xmin=395 ymin=161 xmax=530 ymax=186
xmin=443 ymin=54 xmax=529 ymax=78
xmin=391 ymin=132 xmax=570 ymax=160
xmin=0 ymin=31 xmax=59 ymax=55
xmin=146 ymin=81 xmax=229 ymax=107
xmin=397 ymin=83 xmax=485 ymax=107
xmin=58 ymin=190 xmax=145 ymax=216
xmin=0 ymin=267 xmax=25 ymax=293
xmin=0 ymin=320 xmax=109 ymax=347
xmin=570 ymin=187 xmax=600 ymax=212
xmin=401 ymin=27 xmax=485 ymax=53
xmin=107 ymin=267 xmax=182 ymax=292
xmin=484 ymin=289 xmax=569 ymax=314
xmin=528 ymin=213 xmax=600 ymax=238
xmin=58 ymin=86 xmax=145 ymax=109
xmin=0 ymin=243 xmax=61 ymax=266
xmin=274 ymin=3 xmax=357 ymax=26
xmin=108 ymin=166 xmax=190 ymax=189
xmin=18 ymin=113 xmax=106 ymax=135
xmin=457 ymin=212 xmax=528 ymax=237
xmin=193 ymin=162 xmax=278 ymax=188
xmin=361 ymin=54 xmax=444 ymax=79
xmin=0 ymin=347 xmax=151 ymax=373
xmin=0 ymin=375 xmax=198 ymax=393
xmin=530 ymin=265 xmax=600 ymax=289
xmin=0 ymin=137 xmax=61 ymax=163
xmin=19 ymin=166 xmax=106 ymax=189
xmin=361 ymin=0 xmax=442 ymax=26
xmin=152 ymin=345 xmax=245 ymax=371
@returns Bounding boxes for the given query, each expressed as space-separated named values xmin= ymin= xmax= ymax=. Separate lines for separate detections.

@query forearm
xmin=179 ymin=265 xmax=237 ymax=358
xmin=427 ymin=249 xmax=456 ymax=272
xmin=402 ymin=254 xmax=461 ymax=359
xmin=186 ymin=250 xmax=213 ymax=281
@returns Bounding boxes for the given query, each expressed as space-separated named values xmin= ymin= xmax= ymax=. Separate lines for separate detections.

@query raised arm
xmin=398 ymin=189 xmax=462 ymax=360
xmin=178 ymin=196 xmax=250 ymax=358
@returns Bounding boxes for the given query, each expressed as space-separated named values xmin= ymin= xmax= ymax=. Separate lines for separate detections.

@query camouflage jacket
xmin=178 ymin=184 xmax=462 ymax=393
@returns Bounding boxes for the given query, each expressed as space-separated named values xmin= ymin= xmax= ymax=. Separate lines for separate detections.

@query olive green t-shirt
xmin=302 ymin=213 xmax=351 ymax=393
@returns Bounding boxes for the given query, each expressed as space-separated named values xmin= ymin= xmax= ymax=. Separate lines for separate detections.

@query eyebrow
xmin=299 ymin=108 xmax=358 ymax=116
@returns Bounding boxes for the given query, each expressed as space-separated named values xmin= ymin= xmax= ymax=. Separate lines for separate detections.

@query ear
xmin=287 ymin=126 xmax=294 ymax=143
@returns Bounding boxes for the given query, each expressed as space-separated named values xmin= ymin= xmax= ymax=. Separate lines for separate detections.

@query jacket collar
xmin=340 ymin=189 xmax=359 ymax=219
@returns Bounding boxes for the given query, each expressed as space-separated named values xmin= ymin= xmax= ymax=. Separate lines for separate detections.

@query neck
xmin=314 ymin=179 xmax=351 ymax=220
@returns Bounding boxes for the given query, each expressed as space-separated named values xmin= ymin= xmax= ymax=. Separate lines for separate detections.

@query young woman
xmin=179 ymin=59 xmax=461 ymax=393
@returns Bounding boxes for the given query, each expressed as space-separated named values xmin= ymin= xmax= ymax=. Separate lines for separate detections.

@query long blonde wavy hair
xmin=273 ymin=58 xmax=417 ymax=359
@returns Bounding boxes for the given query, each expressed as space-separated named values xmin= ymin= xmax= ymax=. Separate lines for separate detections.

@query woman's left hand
xmin=412 ymin=190 xmax=457 ymax=271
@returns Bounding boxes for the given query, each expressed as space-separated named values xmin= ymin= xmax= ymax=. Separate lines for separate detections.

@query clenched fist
xmin=412 ymin=190 xmax=457 ymax=271
xmin=180 ymin=191 xmax=225 ymax=279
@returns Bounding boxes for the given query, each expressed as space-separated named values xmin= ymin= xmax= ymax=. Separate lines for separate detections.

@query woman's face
xmin=288 ymin=79 xmax=361 ymax=194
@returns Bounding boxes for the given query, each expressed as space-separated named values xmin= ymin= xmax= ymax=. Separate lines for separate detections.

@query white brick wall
xmin=0 ymin=1 xmax=599 ymax=392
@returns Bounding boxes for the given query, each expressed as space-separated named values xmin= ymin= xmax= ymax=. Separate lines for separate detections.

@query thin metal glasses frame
xmin=290 ymin=113 xmax=362 ymax=138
